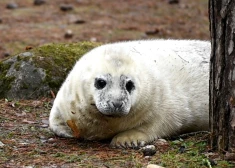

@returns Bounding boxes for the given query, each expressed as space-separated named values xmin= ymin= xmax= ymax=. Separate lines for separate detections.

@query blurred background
xmin=0 ymin=0 xmax=209 ymax=59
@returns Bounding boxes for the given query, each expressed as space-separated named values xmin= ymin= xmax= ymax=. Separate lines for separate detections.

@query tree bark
xmin=209 ymin=0 xmax=235 ymax=158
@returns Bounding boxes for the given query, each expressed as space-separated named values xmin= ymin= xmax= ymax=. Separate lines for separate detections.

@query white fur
xmin=49 ymin=40 xmax=210 ymax=148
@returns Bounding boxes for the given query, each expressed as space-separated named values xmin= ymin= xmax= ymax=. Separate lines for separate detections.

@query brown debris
xmin=66 ymin=120 xmax=80 ymax=138
xmin=225 ymin=152 xmax=235 ymax=161
xmin=25 ymin=46 xmax=33 ymax=50
xmin=60 ymin=4 xmax=74 ymax=12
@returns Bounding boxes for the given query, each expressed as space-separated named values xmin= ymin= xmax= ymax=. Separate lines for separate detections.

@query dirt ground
xmin=0 ymin=0 xmax=226 ymax=167
xmin=0 ymin=0 xmax=209 ymax=59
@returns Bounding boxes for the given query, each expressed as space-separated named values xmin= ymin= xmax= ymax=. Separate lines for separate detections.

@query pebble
xmin=74 ymin=19 xmax=86 ymax=24
xmin=40 ymin=124 xmax=49 ymax=128
xmin=209 ymin=158 xmax=217 ymax=166
xmin=168 ymin=0 xmax=179 ymax=4
xmin=68 ymin=15 xmax=86 ymax=24
xmin=0 ymin=141 xmax=5 ymax=147
xmin=156 ymin=138 xmax=167 ymax=143
xmin=48 ymin=138 xmax=56 ymax=142
xmin=50 ymin=99 xmax=54 ymax=106
xmin=60 ymin=4 xmax=74 ymax=12
xmin=6 ymin=3 xmax=18 ymax=9
xmin=34 ymin=0 xmax=46 ymax=5
xmin=90 ymin=37 xmax=97 ymax=42
xmin=22 ymin=166 xmax=33 ymax=168
xmin=145 ymin=28 xmax=160 ymax=35
xmin=179 ymin=145 xmax=186 ymax=153
xmin=141 ymin=145 xmax=156 ymax=156
xmin=41 ymin=119 xmax=49 ymax=125
xmin=3 ymin=52 xmax=10 ymax=57
xmin=64 ymin=29 xmax=73 ymax=38
xmin=147 ymin=164 xmax=165 ymax=168
xmin=40 ymin=136 xmax=48 ymax=143
xmin=225 ymin=152 xmax=235 ymax=161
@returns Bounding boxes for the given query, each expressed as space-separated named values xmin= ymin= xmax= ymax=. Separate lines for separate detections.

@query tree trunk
xmin=209 ymin=0 xmax=235 ymax=159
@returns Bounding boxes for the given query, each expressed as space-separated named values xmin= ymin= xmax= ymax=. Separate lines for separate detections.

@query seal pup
xmin=49 ymin=40 xmax=210 ymax=148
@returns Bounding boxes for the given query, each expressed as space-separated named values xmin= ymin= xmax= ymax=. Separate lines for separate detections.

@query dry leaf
xmin=66 ymin=120 xmax=80 ymax=138
xmin=225 ymin=152 xmax=235 ymax=161
xmin=22 ymin=119 xmax=37 ymax=124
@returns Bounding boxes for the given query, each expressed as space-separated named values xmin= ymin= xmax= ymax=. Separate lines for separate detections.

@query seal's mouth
xmin=90 ymin=103 xmax=127 ymax=118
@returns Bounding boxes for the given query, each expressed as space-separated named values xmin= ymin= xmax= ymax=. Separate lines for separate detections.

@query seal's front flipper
xmin=49 ymin=107 xmax=73 ymax=138
xmin=110 ymin=129 xmax=155 ymax=149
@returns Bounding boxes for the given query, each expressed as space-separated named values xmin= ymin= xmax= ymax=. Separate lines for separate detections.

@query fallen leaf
xmin=31 ymin=100 xmax=42 ymax=107
xmin=22 ymin=119 xmax=37 ymax=124
xmin=225 ymin=152 xmax=235 ymax=161
xmin=25 ymin=46 xmax=33 ymax=50
xmin=66 ymin=120 xmax=80 ymax=138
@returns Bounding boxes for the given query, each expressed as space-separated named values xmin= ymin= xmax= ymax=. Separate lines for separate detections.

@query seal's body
xmin=49 ymin=40 xmax=210 ymax=148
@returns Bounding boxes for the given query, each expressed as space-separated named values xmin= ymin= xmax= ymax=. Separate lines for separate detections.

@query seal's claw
xmin=110 ymin=130 xmax=150 ymax=149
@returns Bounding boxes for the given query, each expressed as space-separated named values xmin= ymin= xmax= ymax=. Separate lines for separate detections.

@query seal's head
xmin=93 ymin=73 xmax=135 ymax=117
xmin=78 ymin=45 xmax=142 ymax=117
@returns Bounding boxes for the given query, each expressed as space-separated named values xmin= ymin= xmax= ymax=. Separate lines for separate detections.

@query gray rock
xmin=168 ymin=0 xmax=179 ymax=4
xmin=64 ymin=29 xmax=73 ymax=38
xmin=3 ymin=52 xmax=10 ymax=57
xmin=0 ymin=42 xmax=99 ymax=100
xmin=1 ymin=52 xmax=50 ymax=99
xmin=141 ymin=145 xmax=156 ymax=156
xmin=34 ymin=0 xmax=46 ymax=5
xmin=6 ymin=3 xmax=18 ymax=9
xmin=0 ymin=141 xmax=5 ymax=148
xmin=147 ymin=164 xmax=165 ymax=168
xmin=60 ymin=4 xmax=74 ymax=12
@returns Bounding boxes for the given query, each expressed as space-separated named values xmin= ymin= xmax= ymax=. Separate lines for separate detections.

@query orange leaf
xmin=66 ymin=120 xmax=80 ymax=138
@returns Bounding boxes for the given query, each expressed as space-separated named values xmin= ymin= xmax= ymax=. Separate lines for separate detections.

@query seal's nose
xmin=112 ymin=101 xmax=123 ymax=109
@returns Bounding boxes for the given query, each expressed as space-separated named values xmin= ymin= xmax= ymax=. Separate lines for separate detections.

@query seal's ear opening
xmin=126 ymin=80 xmax=135 ymax=93
xmin=95 ymin=78 xmax=106 ymax=90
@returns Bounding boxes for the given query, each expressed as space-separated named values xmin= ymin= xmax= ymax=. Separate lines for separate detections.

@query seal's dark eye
xmin=95 ymin=79 xmax=106 ymax=90
xmin=126 ymin=80 xmax=135 ymax=93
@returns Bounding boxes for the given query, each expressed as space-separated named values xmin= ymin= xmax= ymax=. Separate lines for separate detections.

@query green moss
xmin=20 ymin=82 xmax=29 ymax=89
xmin=16 ymin=54 xmax=30 ymax=62
xmin=150 ymin=134 xmax=234 ymax=168
xmin=31 ymin=42 xmax=100 ymax=90
xmin=0 ymin=41 xmax=100 ymax=98
xmin=14 ymin=62 xmax=21 ymax=71
xmin=16 ymin=55 xmax=21 ymax=61
xmin=0 ymin=62 xmax=15 ymax=98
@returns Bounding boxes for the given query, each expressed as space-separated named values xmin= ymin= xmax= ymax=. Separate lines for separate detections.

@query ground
xmin=0 ymin=0 xmax=233 ymax=167
xmin=0 ymin=99 xmax=233 ymax=167
xmin=0 ymin=0 xmax=209 ymax=59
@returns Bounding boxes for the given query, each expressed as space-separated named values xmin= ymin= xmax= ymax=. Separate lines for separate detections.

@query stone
xmin=68 ymin=15 xmax=85 ymax=24
xmin=6 ymin=3 xmax=18 ymax=9
xmin=74 ymin=19 xmax=86 ymax=24
xmin=60 ymin=4 xmax=74 ymax=12
xmin=64 ymin=29 xmax=73 ymax=38
xmin=0 ymin=141 xmax=5 ymax=148
xmin=3 ymin=52 xmax=10 ymax=57
xmin=225 ymin=152 xmax=235 ymax=161
xmin=141 ymin=145 xmax=156 ymax=156
xmin=145 ymin=28 xmax=160 ymax=35
xmin=0 ymin=52 xmax=49 ymax=99
xmin=168 ymin=0 xmax=179 ymax=4
xmin=34 ymin=0 xmax=46 ymax=5
xmin=147 ymin=164 xmax=165 ymax=168
xmin=0 ymin=42 xmax=99 ymax=99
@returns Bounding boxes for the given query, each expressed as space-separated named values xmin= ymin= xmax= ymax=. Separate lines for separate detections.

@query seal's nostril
xmin=112 ymin=102 xmax=123 ymax=109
